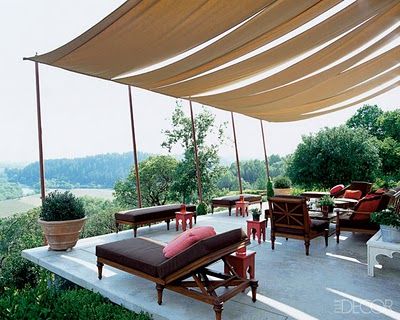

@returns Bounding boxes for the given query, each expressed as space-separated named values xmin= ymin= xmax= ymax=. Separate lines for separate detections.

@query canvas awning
xmin=25 ymin=0 xmax=400 ymax=122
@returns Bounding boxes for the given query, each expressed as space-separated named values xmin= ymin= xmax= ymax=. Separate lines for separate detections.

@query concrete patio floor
xmin=23 ymin=209 xmax=400 ymax=320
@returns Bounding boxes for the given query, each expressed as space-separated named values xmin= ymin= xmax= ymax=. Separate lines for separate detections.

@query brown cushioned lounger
xmin=96 ymin=228 xmax=258 ymax=320
xmin=115 ymin=204 xmax=196 ymax=237
xmin=211 ymin=194 xmax=262 ymax=215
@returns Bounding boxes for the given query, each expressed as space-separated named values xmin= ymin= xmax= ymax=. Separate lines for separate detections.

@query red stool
xmin=224 ymin=250 xmax=256 ymax=279
xmin=247 ymin=219 xmax=266 ymax=244
xmin=175 ymin=211 xmax=194 ymax=232
xmin=235 ymin=201 xmax=249 ymax=217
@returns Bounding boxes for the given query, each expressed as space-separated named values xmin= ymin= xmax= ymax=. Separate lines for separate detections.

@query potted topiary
xmin=39 ymin=191 xmax=86 ymax=251
xmin=273 ymin=176 xmax=292 ymax=195
xmin=250 ymin=208 xmax=261 ymax=221
xmin=371 ymin=206 xmax=400 ymax=243
xmin=319 ymin=195 xmax=335 ymax=215
xmin=196 ymin=202 xmax=208 ymax=216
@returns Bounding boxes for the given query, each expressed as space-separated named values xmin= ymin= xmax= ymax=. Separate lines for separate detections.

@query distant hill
xmin=5 ymin=152 xmax=151 ymax=189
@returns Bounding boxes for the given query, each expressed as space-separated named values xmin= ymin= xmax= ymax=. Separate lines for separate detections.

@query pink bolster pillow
xmin=163 ymin=226 xmax=216 ymax=258
xmin=330 ymin=184 xmax=345 ymax=195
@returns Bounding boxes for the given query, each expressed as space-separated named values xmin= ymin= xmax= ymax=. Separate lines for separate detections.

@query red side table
xmin=247 ymin=219 xmax=266 ymax=244
xmin=224 ymin=250 xmax=256 ymax=279
xmin=235 ymin=201 xmax=249 ymax=217
xmin=175 ymin=211 xmax=194 ymax=232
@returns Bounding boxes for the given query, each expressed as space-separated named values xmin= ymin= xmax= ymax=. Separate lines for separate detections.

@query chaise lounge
xmin=115 ymin=204 xmax=196 ymax=237
xmin=96 ymin=228 xmax=258 ymax=320
xmin=211 ymin=194 xmax=262 ymax=215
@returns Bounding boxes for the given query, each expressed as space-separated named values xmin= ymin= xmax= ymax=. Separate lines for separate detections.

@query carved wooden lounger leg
xmin=97 ymin=261 xmax=104 ymax=280
xmin=213 ymin=303 xmax=223 ymax=320
xmin=156 ymin=284 xmax=164 ymax=305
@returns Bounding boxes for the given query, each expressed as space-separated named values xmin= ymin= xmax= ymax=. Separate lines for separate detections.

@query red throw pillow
xmin=163 ymin=226 xmax=216 ymax=258
xmin=352 ymin=199 xmax=381 ymax=221
xmin=330 ymin=184 xmax=345 ymax=195
xmin=343 ymin=190 xmax=362 ymax=200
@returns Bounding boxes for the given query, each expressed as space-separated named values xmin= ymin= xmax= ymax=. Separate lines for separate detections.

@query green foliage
xmin=114 ymin=155 xmax=178 ymax=208
xmin=5 ymin=152 xmax=151 ymax=189
xmin=287 ymin=126 xmax=381 ymax=188
xmin=273 ymin=176 xmax=291 ymax=188
xmin=346 ymin=104 xmax=383 ymax=136
xmin=318 ymin=195 xmax=335 ymax=207
xmin=0 ymin=208 xmax=43 ymax=291
xmin=0 ymin=177 xmax=23 ymax=201
xmin=373 ymin=177 xmax=399 ymax=191
xmin=267 ymin=178 xmax=274 ymax=198
xmin=40 ymin=191 xmax=85 ymax=221
xmin=162 ymin=102 xmax=226 ymax=203
xmin=371 ymin=207 xmax=400 ymax=228
xmin=0 ymin=280 xmax=151 ymax=320
xmin=347 ymin=106 xmax=400 ymax=180
xmin=196 ymin=202 xmax=208 ymax=216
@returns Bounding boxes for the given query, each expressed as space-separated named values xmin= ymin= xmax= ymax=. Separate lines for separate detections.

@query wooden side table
xmin=235 ymin=201 xmax=249 ymax=217
xmin=247 ymin=219 xmax=266 ymax=244
xmin=367 ymin=231 xmax=400 ymax=276
xmin=175 ymin=211 xmax=194 ymax=232
xmin=224 ymin=250 xmax=256 ymax=279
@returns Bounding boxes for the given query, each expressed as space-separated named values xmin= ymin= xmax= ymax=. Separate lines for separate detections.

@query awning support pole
xmin=35 ymin=62 xmax=46 ymax=204
xmin=189 ymin=100 xmax=203 ymax=203
xmin=231 ymin=112 xmax=243 ymax=194
xmin=128 ymin=86 xmax=142 ymax=208
xmin=260 ymin=120 xmax=270 ymax=178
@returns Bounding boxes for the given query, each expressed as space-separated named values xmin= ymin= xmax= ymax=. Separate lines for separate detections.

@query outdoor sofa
xmin=115 ymin=204 xmax=196 ymax=237
xmin=211 ymin=194 xmax=262 ymax=215
xmin=96 ymin=228 xmax=258 ymax=320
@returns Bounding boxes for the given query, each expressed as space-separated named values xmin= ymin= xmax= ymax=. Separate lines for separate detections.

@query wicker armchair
xmin=268 ymin=196 xmax=329 ymax=256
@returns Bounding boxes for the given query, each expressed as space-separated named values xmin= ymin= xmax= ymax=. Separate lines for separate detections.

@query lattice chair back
xmin=268 ymin=196 xmax=310 ymax=232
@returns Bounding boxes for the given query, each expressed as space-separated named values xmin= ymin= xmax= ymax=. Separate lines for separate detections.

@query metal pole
xmin=189 ymin=100 xmax=203 ymax=202
xmin=260 ymin=120 xmax=270 ymax=178
xmin=231 ymin=112 xmax=243 ymax=194
xmin=128 ymin=86 xmax=142 ymax=208
xmin=35 ymin=62 xmax=46 ymax=204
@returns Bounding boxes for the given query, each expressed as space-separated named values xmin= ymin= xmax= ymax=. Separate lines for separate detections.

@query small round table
xmin=224 ymin=250 xmax=256 ymax=279
xmin=247 ymin=219 xmax=267 ymax=244
xmin=175 ymin=211 xmax=194 ymax=232
xmin=235 ymin=200 xmax=250 ymax=217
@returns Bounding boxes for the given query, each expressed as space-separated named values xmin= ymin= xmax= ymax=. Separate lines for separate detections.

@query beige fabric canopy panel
xmin=25 ymin=0 xmax=400 ymax=122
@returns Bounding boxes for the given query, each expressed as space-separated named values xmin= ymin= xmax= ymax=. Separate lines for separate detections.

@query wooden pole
xmin=231 ymin=112 xmax=243 ymax=194
xmin=34 ymin=62 xmax=46 ymax=204
xmin=189 ymin=100 xmax=203 ymax=202
xmin=260 ymin=120 xmax=270 ymax=178
xmin=128 ymin=86 xmax=142 ymax=208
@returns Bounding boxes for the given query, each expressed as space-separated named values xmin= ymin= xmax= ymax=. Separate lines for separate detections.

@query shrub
xmin=273 ymin=176 xmax=291 ymax=188
xmin=196 ymin=202 xmax=208 ymax=216
xmin=0 ymin=280 xmax=152 ymax=320
xmin=41 ymin=191 xmax=85 ymax=221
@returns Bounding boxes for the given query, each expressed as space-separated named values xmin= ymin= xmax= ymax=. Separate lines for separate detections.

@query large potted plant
xmin=371 ymin=206 xmax=400 ymax=243
xmin=39 ymin=191 xmax=86 ymax=251
xmin=318 ymin=195 xmax=335 ymax=215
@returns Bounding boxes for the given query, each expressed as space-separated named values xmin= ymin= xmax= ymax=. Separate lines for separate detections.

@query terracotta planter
xmin=274 ymin=188 xmax=292 ymax=195
xmin=38 ymin=217 xmax=87 ymax=251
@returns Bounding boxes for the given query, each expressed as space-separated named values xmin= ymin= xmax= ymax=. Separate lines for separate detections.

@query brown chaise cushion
xmin=212 ymin=194 xmax=261 ymax=206
xmin=96 ymin=238 xmax=167 ymax=277
xmin=96 ymin=228 xmax=247 ymax=279
xmin=115 ymin=204 xmax=196 ymax=223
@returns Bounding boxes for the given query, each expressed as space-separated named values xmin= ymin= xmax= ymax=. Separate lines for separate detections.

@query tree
xmin=377 ymin=110 xmax=400 ymax=141
xmin=346 ymin=104 xmax=383 ymax=136
xmin=287 ymin=126 xmax=381 ymax=188
xmin=114 ymin=155 xmax=178 ymax=207
xmin=162 ymin=102 xmax=226 ymax=203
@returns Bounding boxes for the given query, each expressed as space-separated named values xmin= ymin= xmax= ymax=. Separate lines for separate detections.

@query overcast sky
xmin=1 ymin=0 xmax=398 ymax=165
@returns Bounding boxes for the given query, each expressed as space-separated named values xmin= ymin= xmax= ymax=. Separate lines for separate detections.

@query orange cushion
xmin=163 ymin=226 xmax=216 ymax=258
xmin=330 ymin=184 xmax=344 ymax=195
xmin=343 ymin=190 xmax=362 ymax=200
xmin=352 ymin=199 xmax=381 ymax=221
